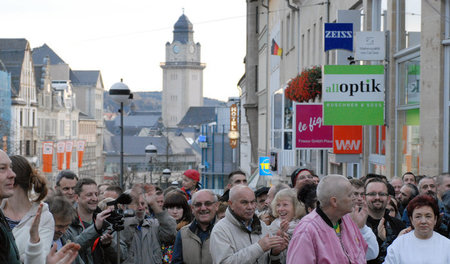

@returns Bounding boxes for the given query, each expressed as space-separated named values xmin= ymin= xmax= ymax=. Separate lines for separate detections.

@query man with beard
xmin=364 ymin=178 xmax=405 ymax=264
xmin=122 ymin=185 xmax=176 ymax=264
xmin=172 ymin=189 xmax=219 ymax=264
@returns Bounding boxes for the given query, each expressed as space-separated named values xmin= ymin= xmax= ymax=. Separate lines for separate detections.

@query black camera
xmin=104 ymin=193 xmax=134 ymax=232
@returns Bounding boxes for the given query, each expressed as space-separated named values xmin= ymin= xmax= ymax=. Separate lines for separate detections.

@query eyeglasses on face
xmin=193 ymin=201 xmax=215 ymax=208
xmin=365 ymin=192 xmax=388 ymax=197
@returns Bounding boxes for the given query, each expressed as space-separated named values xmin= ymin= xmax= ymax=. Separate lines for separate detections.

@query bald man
xmin=287 ymin=175 xmax=374 ymax=264
xmin=210 ymin=185 xmax=288 ymax=264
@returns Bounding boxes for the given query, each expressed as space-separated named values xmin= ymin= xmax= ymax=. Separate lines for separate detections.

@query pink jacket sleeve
xmin=286 ymin=228 xmax=316 ymax=264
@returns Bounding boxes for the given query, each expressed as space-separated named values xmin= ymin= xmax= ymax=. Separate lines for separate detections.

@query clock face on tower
xmin=173 ymin=45 xmax=179 ymax=54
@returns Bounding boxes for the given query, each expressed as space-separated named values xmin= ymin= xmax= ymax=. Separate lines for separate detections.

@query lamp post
xmin=162 ymin=168 xmax=171 ymax=188
xmin=145 ymin=143 xmax=157 ymax=184
xmin=109 ymin=80 xmax=132 ymax=190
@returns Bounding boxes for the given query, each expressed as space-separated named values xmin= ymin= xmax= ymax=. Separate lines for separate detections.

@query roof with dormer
xmin=0 ymin=38 xmax=30 ymax=97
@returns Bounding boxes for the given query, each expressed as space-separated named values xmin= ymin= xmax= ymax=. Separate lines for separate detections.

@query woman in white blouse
xmin=384 ymin=194 xmax=450 ymax=264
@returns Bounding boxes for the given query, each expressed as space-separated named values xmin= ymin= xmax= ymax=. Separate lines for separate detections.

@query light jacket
xmin=172 ymin=217 xmax=217 ymax=264
xmin=0 ymin=202 xmax=55 ymax=264
xmin=286 ymin=208 xmax=367 ymax=264
xmin=122 ymin=210 xmax=177 ymax=264
xmin=210 ymin=208 xmax=280 ymax=264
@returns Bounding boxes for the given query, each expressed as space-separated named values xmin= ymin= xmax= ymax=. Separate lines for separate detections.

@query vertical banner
xmin=228 ymin=104 xmax=239 ymax=148
xmin=56 ymin=141 xmax=65 ymax=171
xmin=295 ymin=104 xmax=333 ymax=148
xmin=77 ymin=140 xmax=86 ymax=168
xmin=333 ymin=126 xmax=363 ymax=154
xmin=42 ymin=141 xmax=53 ymax=173
xmin=65 ymin=141 xmax=73 ymax=169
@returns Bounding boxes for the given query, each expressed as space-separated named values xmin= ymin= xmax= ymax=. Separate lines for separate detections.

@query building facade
xmin=161 ymin=13 xmax=206 ymax=128
xmin=243 ymin=0 xmax=450 ymax=180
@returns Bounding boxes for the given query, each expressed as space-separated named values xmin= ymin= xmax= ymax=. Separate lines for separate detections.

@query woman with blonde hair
xmin=269 ymin=188 xmax=306 ymax=237
xmin=0 ymin=155 xmax=55 ymax=264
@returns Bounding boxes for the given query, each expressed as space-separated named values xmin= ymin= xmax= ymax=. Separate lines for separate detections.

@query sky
xmin=0 ymin=0 xmax=247 ymax=101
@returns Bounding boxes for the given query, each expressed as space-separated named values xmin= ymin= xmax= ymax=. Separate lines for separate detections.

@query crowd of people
xmin=0 ymin=148 xmax=450 ymax=263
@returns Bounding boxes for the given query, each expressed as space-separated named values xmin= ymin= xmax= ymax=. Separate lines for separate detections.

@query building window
xmin=26 ymin=140 xmax=30 ymax=156
xmin=33 ymin=140 xmax=37 ymax=156
xmin=397 ymin=0 xmax=421 ymax=51
xmin=396 ymin=54 xmax=421 ymax=176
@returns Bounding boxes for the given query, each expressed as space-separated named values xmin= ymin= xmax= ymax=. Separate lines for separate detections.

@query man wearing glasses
xmin=172 ymin=189 xmax=219 ymax=264
xmin=364 ymin=178 xmax=405 ymax=264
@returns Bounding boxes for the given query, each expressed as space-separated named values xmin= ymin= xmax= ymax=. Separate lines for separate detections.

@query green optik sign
xmin=322 ymin=65 xmax=385 ymax=125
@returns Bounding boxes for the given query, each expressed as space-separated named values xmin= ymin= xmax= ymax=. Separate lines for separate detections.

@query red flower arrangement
xmin=285 ymin=66 xmax=322 ymax=103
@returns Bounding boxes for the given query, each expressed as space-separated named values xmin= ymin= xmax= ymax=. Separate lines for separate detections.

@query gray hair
xmin=317 ymin=174 xmax=349 ymax=208
xmin=191 ymin=189 xmax=218 ymax=204
xmin=418 ymin=176 xmax=436 ymax=189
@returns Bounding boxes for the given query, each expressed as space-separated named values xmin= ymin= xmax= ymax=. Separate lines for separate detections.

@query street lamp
xmin=109 ymin=79 xmax=132 ymax=190
xmin=162 ymin=168 xmax=171 ymax=188
xmin=145 ymin=143 xmax=157 ymax=183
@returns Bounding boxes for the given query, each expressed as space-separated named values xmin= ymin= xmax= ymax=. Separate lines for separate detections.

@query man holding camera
xmin=122 ymin=184 xmax=177 ymax=264
xmin=65 ymin=178 xmax=127 ymax=264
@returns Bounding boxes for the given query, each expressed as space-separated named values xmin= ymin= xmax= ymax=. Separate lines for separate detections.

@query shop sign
xmin=355 ymin=31 xmax=385 ymax=61
xmin=323 ymin=65 xmax=385 ymax=125
xmin=259 ymin=156 xmax=272 ymax=176
xmin=324 ymin=23 xmax=353 ymax=52
xmin=295 ymin=104 xmax=333 ymax=149
xmin=333 ymin=126 xmax=363 ymax=154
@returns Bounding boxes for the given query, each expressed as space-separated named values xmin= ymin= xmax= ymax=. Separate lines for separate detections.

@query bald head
xmin=229 ymin=185 xmax=256 ymax=223
xmin=317 ymin=175 xmax=352 ymax=208
xmin=229 ymin=185 xmax=254 ymax=202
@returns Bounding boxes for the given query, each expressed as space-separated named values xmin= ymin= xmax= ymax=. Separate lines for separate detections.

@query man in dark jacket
xmin=172 ymin=189 xmax=219 ymax=264
xmin=0 ymin=150 xmax=20 ymax=263
xmin=65 ymin=178 xmax=127 ymax=264
xmin=364 ymin=178 xmax=405 ymax=264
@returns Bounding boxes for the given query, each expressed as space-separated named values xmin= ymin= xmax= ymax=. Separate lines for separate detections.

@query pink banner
xmin=295 ymin=104 xmax=333 ymax=148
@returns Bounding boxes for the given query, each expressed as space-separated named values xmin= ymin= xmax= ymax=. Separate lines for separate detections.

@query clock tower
xmin=161 ymin=13 xmax=206 ymax=128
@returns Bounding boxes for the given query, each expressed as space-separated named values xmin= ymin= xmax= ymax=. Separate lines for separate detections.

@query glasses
xmin=365 ymin=192 xmax=388 ymax=197
xmin=193 ymin=201 xmax=215 ymax=208
xmin=353 ymin=192 xmax=365 ymax=197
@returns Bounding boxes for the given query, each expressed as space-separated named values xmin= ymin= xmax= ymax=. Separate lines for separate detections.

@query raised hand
xmin=258 ymin=234 xmax=288 ymax=253
xmin=351 ymin=203 xmax=368 ymax=229
xmin=30 ymin=203 xmax=43 ymax=244
xmin=377 ymin=217 xmax=387 ymax=241
xmin=46 ymin=242 xmax=80 ymax=264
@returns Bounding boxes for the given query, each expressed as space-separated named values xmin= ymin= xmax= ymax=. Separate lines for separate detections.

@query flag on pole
xmin=271 ymin=39 xmax=282 ymax=56
xmin=77 ymin=140 xmax=86 ymax=168
xmin=42 ymin=142 xmax=53 ymax=173
xmin=66 ymin=141 xmax=73 ymax=169
xmin=56 ymin=141 xmax=65 ymax=170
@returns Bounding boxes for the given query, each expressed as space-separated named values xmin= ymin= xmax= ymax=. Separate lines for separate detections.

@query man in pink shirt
xmin=287 ymin=175 xmax=368 ymax=264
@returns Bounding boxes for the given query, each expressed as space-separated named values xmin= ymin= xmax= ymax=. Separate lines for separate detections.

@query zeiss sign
xmin=324 ymin=23 xmax=353 ymax=52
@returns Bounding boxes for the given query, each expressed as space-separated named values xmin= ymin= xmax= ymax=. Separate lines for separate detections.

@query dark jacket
xmin=0 ymin=210 xmax=20 ymax=264
xmin=366 ymin=212 xmax=406 ymax=264
xmin=65 ymin=212 xmax=127 ymax=264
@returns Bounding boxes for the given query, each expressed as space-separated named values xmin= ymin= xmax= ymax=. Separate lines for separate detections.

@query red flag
xmin=42 ymin=141 xmax=53 ymax=173
xmin=66 ymin=141 xmax=73 ymax=169
xmin=77 ymin=140 xmax=86 ymax=168
xmin=56 ymin=141 xmax=65 ymax=170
